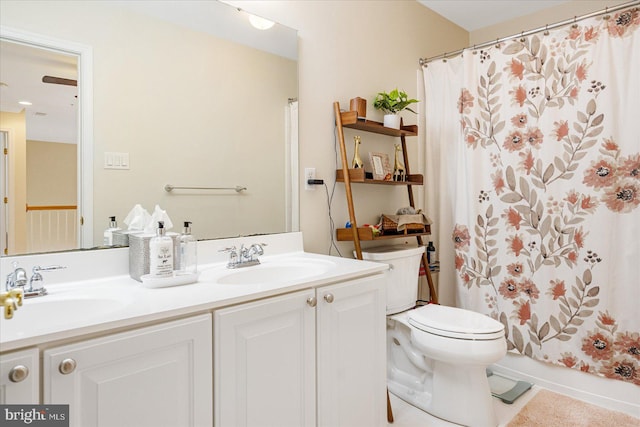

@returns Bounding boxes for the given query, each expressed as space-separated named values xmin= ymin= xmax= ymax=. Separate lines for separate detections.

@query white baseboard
xmin=491 ymin=352 xmax=640 ymax=418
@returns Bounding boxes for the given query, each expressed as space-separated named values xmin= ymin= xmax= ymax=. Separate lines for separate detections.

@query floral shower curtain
xmin=422 ymin=7 xmax=639 ymax=385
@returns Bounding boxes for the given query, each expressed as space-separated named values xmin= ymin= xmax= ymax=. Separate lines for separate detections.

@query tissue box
xmin=112 ymin=230 xmax=142 ymax=247
xmin=128 ymin=232 xmax=180 ymax=282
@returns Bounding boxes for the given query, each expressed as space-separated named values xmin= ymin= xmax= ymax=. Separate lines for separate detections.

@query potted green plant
xmin=373 ymin=89 xmax=419 ymax=129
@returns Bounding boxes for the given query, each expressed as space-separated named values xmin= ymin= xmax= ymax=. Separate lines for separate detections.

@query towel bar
xmin=164 ymin=184 xmax=247 ymax=193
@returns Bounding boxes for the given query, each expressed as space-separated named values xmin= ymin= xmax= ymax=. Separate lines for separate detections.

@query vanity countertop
xmin=0 ymin=247 xmax=387 ymax=352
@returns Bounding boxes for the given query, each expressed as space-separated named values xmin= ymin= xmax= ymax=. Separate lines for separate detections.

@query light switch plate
xmin=104 ymin=152 xmax=130 ymax=170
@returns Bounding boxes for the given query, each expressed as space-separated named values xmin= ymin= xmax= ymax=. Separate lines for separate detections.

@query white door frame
xmin=1 ymin=25 xmax=94 ymax=249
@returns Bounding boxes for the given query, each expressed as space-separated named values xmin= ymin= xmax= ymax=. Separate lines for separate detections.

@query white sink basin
xmin=200 ymin=258 xmax=336 ymax=285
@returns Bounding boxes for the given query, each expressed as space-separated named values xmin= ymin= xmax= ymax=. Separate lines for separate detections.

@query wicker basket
xmin=381 ymin=214 xmax=426 ymax=233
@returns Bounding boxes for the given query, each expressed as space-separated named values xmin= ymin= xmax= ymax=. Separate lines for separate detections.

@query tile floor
xmin=387 ymin=385 xmax=542 ymax=426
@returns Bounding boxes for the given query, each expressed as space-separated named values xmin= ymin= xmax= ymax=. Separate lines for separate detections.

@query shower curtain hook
xmin=572 ymin=16 xmax=578 ymax=29
xmin=520 ymin=31 xmax=525 ymax=42
xmin=472 ymin=45 xmax=477 ymax=54
xmin=544 ymin=24 xmax=550 ymax=36
xmin=603 ymin=7 xmax=610 ymax=20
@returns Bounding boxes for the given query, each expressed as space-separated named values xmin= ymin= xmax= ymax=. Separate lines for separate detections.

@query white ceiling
xmin=418 ymin=0 xmax=571 ymax=31
xmin=0 ymin=40 xmax=78 ymax=144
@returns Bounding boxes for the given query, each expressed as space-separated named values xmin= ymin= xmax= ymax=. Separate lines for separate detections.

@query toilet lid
xmin=408 ymin=304 xmax=505 ymax=340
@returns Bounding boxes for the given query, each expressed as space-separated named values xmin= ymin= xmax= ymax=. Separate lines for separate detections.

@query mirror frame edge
xmin=0 ymin=25 xmax=94 ymax=249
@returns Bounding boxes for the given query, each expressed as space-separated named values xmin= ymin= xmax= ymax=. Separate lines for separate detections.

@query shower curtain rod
xmin=419 ymin=0 xmax=639 ymax=66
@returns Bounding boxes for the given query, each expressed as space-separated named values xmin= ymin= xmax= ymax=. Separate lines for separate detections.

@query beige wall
xmin=0 ymin=110 xmax=27 ymax=253
xmin=229 ymin=1 xmax=469 ymax=257
xmin=27 ymin=140 xmax=77 ymax=206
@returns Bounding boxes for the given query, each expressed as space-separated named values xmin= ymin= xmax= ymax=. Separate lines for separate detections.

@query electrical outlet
xmin=305 ymin=167 xmax=316 ymax=191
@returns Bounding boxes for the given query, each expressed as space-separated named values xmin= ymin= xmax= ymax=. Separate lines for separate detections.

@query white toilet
xmin=361 ymin=245 xmax=507 ymax=427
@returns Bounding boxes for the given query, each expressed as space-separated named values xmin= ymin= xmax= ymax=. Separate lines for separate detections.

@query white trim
xmin=492 ymin=352 xmax=640 ymax=418
xmin=0 ymin=25 xmax=94 ymax=249
xmin=286 ymin=100 xmax=300 ymax=232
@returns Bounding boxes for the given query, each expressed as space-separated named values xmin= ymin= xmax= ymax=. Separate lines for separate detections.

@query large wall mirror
xmin=0 ymin=0 xmax=299 ymax=256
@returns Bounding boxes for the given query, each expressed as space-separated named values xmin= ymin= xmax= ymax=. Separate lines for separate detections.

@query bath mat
xmin=506 ymin=389 xmax=640 ymax=427
xmin=486 ymin=370 xmax=532 ymax=404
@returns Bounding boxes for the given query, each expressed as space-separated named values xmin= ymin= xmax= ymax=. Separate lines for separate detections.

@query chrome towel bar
xmin=164 ymin=184 xmax=247 ymax=193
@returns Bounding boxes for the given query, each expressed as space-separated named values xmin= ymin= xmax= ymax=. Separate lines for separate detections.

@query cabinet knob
xmin=323 ymin=293 xmax=334 ymax=303
xmin=8 ymin=365 xmax=29 ymax=383
xmin=306 ymin=297 xmax=317 ymax=307
xmin=59 ymin=358 xmax=77 ymax=375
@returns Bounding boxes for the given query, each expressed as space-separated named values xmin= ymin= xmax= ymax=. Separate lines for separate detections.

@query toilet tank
xmin=360 ymin=245 xmax=425 ymax=315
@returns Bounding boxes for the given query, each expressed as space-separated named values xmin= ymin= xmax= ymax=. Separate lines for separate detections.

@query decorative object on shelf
xmin=361 ymin=222 xmax=381 ymax=237
xmin=396 ymin=206 xmax=416 ymax=215
xmin=380 ymin=210 xmax=432 ymax=234
xmin=349 ymin=97 xmax=367 ymax=119
xmin=352 ymin=136 xmax=364 ymax=169
xmin=369 ymin=152 xmax=391 ymax=180
xmin=393 ymin=144 xmax=406 ymax=181
xmin=373 ymin=88 xmax=418 ymax=129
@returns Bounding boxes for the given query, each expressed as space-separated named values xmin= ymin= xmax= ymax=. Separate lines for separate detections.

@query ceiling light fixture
xmin=18 ymin=101 xmax=32 ymax=106
xmin=249 ymin=14 xmax=275 ymax=30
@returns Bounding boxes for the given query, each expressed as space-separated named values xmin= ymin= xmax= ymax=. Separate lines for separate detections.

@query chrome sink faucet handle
xmin=219 ymin=246 xmax=239 ymax=267
xmin=5 ymin=261 xmax=27 ymax=291
xmin=247 ymin=243 xmax=266 ymax=260
xmin=240 ymin=243 xmax=267 ymax=262
xmin=28 ymin=265 xmax=66 ymax=296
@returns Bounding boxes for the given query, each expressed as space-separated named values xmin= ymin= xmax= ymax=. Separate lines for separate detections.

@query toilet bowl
xmin=361 ymin=245 xmax=507 ymax=427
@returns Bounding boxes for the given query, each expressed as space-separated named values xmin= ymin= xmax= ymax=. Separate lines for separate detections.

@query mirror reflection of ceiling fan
xmin=42 ymin=75 xmax=77 ymax=86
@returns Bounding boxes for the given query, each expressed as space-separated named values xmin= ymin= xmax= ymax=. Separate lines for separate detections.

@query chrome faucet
xmin=5 ymin=262 xmax=65 ymax=298
xmin=5 ymin=262 xmax=27 ymax=290
xmin=220 ymin=243 xmax=267 ymax=269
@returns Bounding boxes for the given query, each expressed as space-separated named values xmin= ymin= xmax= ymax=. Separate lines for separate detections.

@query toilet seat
xmin=408 ymin=304 xmax=504 ymax=340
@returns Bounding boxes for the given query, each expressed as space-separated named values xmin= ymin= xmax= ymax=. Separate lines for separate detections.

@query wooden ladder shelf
xmin=333 ymin=101 xmax=438 ymax=303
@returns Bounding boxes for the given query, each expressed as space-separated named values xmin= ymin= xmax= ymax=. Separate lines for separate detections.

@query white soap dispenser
xmin=149 ymin=221 xmax=173 ymax=278
xmin=178 ymin=221 xmax=197 ymax=274
xmin=103 ymin=216 xmax=121 ymax=246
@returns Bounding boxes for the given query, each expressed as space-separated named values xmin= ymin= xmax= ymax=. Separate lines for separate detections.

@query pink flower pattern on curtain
xmin=438 ymin=8 xmax=640 ymax=385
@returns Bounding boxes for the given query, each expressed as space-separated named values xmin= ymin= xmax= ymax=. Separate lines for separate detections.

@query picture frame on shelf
xmin=369 ymin=152 xmax=391 ymax=180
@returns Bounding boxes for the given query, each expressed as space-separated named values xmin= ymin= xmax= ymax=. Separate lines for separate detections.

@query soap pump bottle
xmin=103 ymin=216 xmax=120 ymax=246
xmin=178 ymin=221 xmax=197 ymax=275
xmin=149 ymin=221 xmax=173 ymax=278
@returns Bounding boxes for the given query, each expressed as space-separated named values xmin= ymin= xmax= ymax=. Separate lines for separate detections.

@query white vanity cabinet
xmin=316 ymin=275 xmax=387 ymax=427
xmin=214 ymin=274 xmax=386 ymax=427
xmin=43 ymin=314 xmax=213 ymax=427
xmin=0 ymin=347 xmax=39 ymax=404
xmin=215 ymin=288 xmax=317 ymax=427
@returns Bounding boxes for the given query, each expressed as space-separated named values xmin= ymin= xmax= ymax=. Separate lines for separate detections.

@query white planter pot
xmin=383 ymin=114 xmax=401 ymax=129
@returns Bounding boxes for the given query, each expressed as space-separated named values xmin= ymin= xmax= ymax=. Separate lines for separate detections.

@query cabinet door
xmin=317 ymin=275 xmax=387 ymax=427
xmin=215 ymin=289 xmax=316 ymax=427
xmin=0 ymin=348 xmax=39 ymax=404
xmin=44 ymin=314 xmax=212 ymax=427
